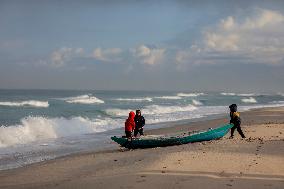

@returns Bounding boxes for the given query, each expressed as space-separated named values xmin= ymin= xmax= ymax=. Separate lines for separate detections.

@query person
xmin=125 ymin=111 xmax=136 ymax=139
xmin=229 ymin=104 xmax=246 ymax=139
xmin=134 ymin=110 xmax=145 ymax=137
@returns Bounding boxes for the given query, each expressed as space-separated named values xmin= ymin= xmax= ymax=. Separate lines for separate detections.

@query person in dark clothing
xmin=134 ymin=110 xmax=145 ymax=137
xmin=229 ymin=104 xmax=246 ymax=139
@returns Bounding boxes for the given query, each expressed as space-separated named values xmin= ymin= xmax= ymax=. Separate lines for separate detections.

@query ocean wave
xmin=154 ymin=96 xmax=182 ymax=100
xmin=220 ymin=92 xmax=236 ymax=96
xmin=192 ymin=99 xmax=203 ymax=106
xmin=0 ymin=116 xmax=121 ymax=148
xmin=237 ymin=93 xmax=257 ymax=97
xmin=0 ymin=100 xmax=49 ymax=108
xmin=114 ymin=97 xmax=153 ymax=102
xmin=105 ymin=104 xmax=197 ymax=117
xmin=144 ymin=104 xmax=197 ymax=115
xmin=177 ymin=92 xmax=205 ymax=97
xmin=64 ymin=94 xmax=104 ymax=104
xmin=105 ymin=108 xmax=132 ymax=117
xmin=241 ymin=97 xmax=257 ymax=103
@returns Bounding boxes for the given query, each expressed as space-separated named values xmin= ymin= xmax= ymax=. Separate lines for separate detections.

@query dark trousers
xmin=231 ymin=124 xmax=245 ymax=138
xmin=125 ymin=131 xmax=132 ymax=138
xmin=124 ymin=131 xmax=133 ymax=149
xmin=134 ymin=128 xmax=144 ymax=137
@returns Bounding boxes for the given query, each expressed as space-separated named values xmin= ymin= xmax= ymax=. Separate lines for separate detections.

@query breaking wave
xmin=154 ymin=96 xmax=182 ymax=100
xmin=192 ymin=99 xmax=203 ymax=106
xmin=0 ymin=100 xmax=49 ymax=108
xmin=0 ymin=116 xmax=121 ymax=148
xmin=64 ymin=94 xmax=104 ymax=104
xmin=237 ymin=93 xmax=257 ymax=97
xmin=220 ymin=92 xmax=236 ymax=96
xmin=143 ymin=104 xmax=197 ymax=115
xmin=177 ymin=92 xmax=205 ymax=97
xmin=105 ymin=104 xmax=197 ymax=117
xmin=221 ymin=93 xmax=258 ymax=97
xmin=241 ymin=97 xmax=257 ymax=103
xmin=114 ymin=97 xmax=153 ymax=102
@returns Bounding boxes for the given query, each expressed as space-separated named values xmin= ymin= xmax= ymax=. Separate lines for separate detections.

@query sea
xmin=0 ymin=89 xmax=284 ymax=170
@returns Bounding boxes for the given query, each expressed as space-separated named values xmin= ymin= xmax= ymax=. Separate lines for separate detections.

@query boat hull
xmin=111 ymin=123 xmax=233 ymax=149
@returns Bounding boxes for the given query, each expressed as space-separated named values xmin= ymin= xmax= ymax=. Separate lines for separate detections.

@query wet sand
xmin=0 ymin=107 xmax=284 ymax=189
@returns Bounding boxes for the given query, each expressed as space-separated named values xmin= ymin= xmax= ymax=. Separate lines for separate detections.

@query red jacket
xmin=125 ymin=111 xmax=135 ymax=131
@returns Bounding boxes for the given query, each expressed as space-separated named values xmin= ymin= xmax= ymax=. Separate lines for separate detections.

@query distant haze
xmin=0 ymin=0 xmax=284 ymax=93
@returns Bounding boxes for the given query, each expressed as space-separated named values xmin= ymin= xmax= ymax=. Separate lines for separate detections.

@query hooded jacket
xmin=125 ymin=111 xmax=136 ymax=132
xmin=230 ymin=111 xmax=241 ymax=126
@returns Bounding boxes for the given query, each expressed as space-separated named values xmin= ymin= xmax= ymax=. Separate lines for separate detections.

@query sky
xmin=0 ymin=0 xmax=284 ymax=92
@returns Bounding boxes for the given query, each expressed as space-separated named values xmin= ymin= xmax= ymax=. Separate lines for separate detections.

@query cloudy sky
xmin=0 ymin=0 xmax=284 ymax=92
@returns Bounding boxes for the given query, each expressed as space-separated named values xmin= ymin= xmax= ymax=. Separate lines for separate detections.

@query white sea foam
xmin=220 ymin=92 xmax=236 ymax=96
xmin=177 ymin=92 xmax=205 ymax=97
xmin=237 ymin=93 xmax=257 ymax=97
xmin=143 ymin=104 xmax=197 ymax=115
xmin=154 ymin=96 xmax=182 ymax=100
xmin=0 ymin=100 xmax=49 ymax=108
xmin=64 ymin=94 xmax=104 ymax=104
xmin=114 ymin=97 xmax=153 ymax=102
xmin=192 ymin=99 xmax=203 ymax=106
xmin=241 ymin=97 xmax=257 ymax=103
xmin=105 ymin=108 xmax=132 ymax=117
xmin=0 ymin=116 xmax=121 ymax=148
xmin=106 ymin=104 xmax=197 ymax=117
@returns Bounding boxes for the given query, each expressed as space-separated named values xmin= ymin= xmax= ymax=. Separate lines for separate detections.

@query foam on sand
xmin=0 ymin=100 xmax=49 ymax=108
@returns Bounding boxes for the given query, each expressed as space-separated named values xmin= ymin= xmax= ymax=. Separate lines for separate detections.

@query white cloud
xmin=132 ymin=45 xmax=165 ymax=65
xmin=242 ymin=9 xmax=284 ymax=29
xmin=50 ymin=47 xmax=84 ymax=67
xmin=177 ymin=8 xmax=284 ymax=65
xmin=91 ymin=47 xmax=122 ymax=62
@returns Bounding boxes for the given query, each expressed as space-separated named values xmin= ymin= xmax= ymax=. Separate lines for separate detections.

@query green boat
xmin=111 ymin=123 xmax=233 ymax=149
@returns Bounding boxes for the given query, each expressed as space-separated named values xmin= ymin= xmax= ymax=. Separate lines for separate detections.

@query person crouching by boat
xmin=229 ymin=104 xmax=246 ymax=139
xmin=125 ymin=111 xmax=136 ymax=139
xmin=134 ymin=110 xmax=145 ymax=137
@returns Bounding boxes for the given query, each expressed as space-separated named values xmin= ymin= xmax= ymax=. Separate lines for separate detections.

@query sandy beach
xmin=0 ymin=107 xmax=283 ymax=189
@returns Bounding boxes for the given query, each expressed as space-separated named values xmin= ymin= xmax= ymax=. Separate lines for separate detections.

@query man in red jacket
xmin=125 ymin=111 xmax=135 ymax=139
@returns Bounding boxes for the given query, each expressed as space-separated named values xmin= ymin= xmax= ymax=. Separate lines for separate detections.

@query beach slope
xmin=0 ymin=107 xmax=284 ymax=189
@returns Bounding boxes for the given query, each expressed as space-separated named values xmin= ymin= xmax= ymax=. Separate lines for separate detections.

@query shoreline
xmin=0 ymin=106 xmax=283 ymax=188
xmin=1 ymin=106 xmax=284 ymax=171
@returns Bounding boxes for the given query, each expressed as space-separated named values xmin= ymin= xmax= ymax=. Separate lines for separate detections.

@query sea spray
xmin=0 ymin=116 xmax=122 ymax=147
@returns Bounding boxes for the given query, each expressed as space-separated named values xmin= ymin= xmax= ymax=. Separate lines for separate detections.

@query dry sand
xmin=0 ymin=107 xmax=284 ymax=189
